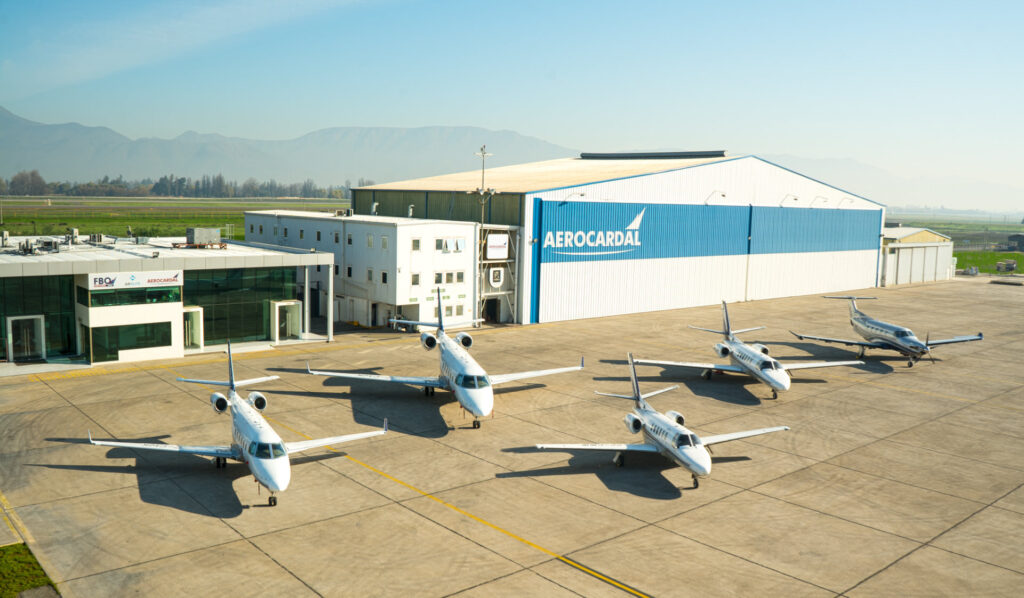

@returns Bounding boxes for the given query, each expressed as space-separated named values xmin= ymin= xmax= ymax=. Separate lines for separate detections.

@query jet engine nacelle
xmin=420 ymin=332 xmax=438 ymax=351
xmin=665 ymin=410 xmax=685 ymax=426
xmin=210 ymin=392 xmax=228 ymax=414
xmin=248 ymin=392 xmax=268 ymax=411
xmin=751 ymin=343 xmax=770 ymax=355
xmin=714 ymin=343 xmax=731 ymax=358
xmin=454 ymin=331 xmax=473 ymax=348
xmin=623 ymin=413 xmax=643 ymax=434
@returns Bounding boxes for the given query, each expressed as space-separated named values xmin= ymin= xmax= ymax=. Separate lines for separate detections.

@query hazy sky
xmin=1 ymin=0 xmax=1020 ymax=192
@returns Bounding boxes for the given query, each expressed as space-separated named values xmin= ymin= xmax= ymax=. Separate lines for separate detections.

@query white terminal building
xmin=0 ymin=231 xmax=331 ymax=365
xmin=247 ymin=151 xmax=889 ymax=326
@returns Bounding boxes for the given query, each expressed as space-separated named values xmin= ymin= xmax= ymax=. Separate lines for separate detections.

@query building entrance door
xmin=7 ymin=316 xmax=45 ymax=361
xmin=271 ymin=300 xmax=301 ymax=342
xmin=183 ymin=308 xmax=204 ymax=350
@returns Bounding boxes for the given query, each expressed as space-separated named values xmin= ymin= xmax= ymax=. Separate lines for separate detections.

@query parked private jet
xmin=790 ymin=296 xmax=983 ymax=367
xmin=307 ymin=289 xmax=583 ymax=428
xmin=535 ymin=354 xmax=790 ymax=488
xmin=634 ymin=301 xmax=863 ymax=399
xmin=89 ymin=342 xmax=387 ymax=506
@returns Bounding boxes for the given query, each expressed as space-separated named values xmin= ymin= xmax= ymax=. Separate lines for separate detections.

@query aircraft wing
xmin=926 ymin=333 xmax=983 ymax=347
xmin=88 ymin=431 xmax=237 ymax=459
xmin=285 ymin=427 xmax=387 ymax=454
xmin=632 ymin=358 xmax=745 ymax=374
xmin=488 ymin=357 xmax=584 ymax=386
xmin=534 ymin=443 xmax=660 ymax=453
xmin=307 ymin=363 xmax=445 ymax=389
xmin=701 ymin=426 xmax=790 ymax=446
xmin=789 ymin=330 xmax=882 ymax=349
xmin=781 ymin=360 xmax=863 ymax=371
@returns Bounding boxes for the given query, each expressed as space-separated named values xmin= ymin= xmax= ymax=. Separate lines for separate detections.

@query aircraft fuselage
xmin=228 ymin=391 xmax=291 ymax=493
xmin=723 ymin=339 xmax=791 ymax=392
xmin=637 ymin=407 xmax=712 ymax=478
xmin=437 ymin=333 xmax=494 ymax=419
xmin=850 ymin=312 xmax=928 ymax=358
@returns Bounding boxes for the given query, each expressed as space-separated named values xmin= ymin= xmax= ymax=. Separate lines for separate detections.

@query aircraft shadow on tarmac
xmin=498 ymin=450 xmax=751 ymax=499
xmin=38 ymin=437 xmax=345 ymax=518
xmin=269 ymin=366 xmax=546 ymax=437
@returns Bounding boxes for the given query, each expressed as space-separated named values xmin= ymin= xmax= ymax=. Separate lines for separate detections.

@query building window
xmin=334 ymin=265 xmax=339 ymax=275
xmin=367 ymin=268 xmax=373 ymax=282
xmin=412 ymin=239 xmax=420 ymax=251
xmin=299 ymin=229 xmax=304 ymax=240
xmin=284 ymin=227 xmax=288 ymax=237
xmin=435 ymin=239 xmax=443 ymax=251
xmin=259 ymin=225 xmax=263 ymax=234
xmin=347 ymin=233 xmax=352 ymax=245
xmin=454 ymin=238 xmax=465 ymax=252
xmin=316 ymin=265 xmax=321 ymax=272
xmin=445 ymin=306 xmax=453 ymax=317
xmin=347 ymin=266 xmax=352 ymax=278
xmin=334 ymin=232 xmax=339 ymax=243
xmin=434 ymin=308 xmax=439 ymax=318
xmin=456 ymin=305 xmax=464 ymax=316
xmin=249 ymin=224 xmax=254 ymax=233
xmin=365 ymin=234 xmax=373 ymax=248
xmin=382 ymin=236 xmax=388 ymax=250
xmin=434 ymin=273 xmax=442 ymax=284
xmin=316 ymin=230 xmax=321 ymax=241
xmin=457 ymin=271 xmax=464 ymax=283
xmin=445 ymin=272 xmax=453 ymax=283
xmin=381 ymin=271 xmax=388 ymax=284
xmin=91 ymin=322 xmax=173 ymax=362
xmin=411 ymin=273 xmax=419 ymax=286
xmin=273 ymin=226 xmax=278 ymax=235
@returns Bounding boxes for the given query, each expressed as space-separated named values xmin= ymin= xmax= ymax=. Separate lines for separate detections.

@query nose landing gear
xmin=472 ymin=420 xmax=481 ymax=429
xmin=692 ymin=474 xmax=700 ymax=489
xmin=269 ymin=495 xmax=277 ymax=507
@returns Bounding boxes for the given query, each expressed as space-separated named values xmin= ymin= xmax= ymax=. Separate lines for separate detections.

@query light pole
xmin=469 ymin=145 xmax=496 ymax=224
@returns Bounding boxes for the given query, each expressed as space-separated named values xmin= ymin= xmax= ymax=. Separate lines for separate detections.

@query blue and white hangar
xmin=261 ymin=151 xmax=885 ymax=326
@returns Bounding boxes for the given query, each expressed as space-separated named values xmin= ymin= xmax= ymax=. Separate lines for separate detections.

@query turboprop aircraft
xmin=790 ymin=296 xmax=983 ymax=367
xmin=307 ymin=288 xmax=583 ymax=429
xmin=534 ymin=354 xmax=790 ymax=488
xmin=89 ymin=341 xmax=387 ymax=506
xmin=634 ymin=301 xmax=863 ymax=399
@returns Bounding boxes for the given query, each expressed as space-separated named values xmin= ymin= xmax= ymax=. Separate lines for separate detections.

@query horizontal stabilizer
xmin=176 ymin=375 xmax=280 ymax=388
xmin=534 ymin=443 xmax=659 ymax=453
xmin=823 ymin=295 xmax=877 ymax=300
xmin=640 ymin=385 xmax=678 ymax=400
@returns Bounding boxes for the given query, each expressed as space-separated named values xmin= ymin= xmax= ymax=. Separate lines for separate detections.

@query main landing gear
xmin=858 ymin=347 xmax=866 ymax=359
xmin=424 ymin=387 xmax=436 ymax=396
xmin=701 ymin=369 xmax=713 ymax=380
xmin=613 ymin=452 xmax=624 ymax=467
xmin=770 ymin=389 xmax=779 ymax=400
xmin=472 ymin=420 xmax=481 ymax=429
xmin=269 ymin=495 xmax=277 ymax=507
xmin=692 ymin=474 xmax=699 ymax=489
xmin=214 ymin=457 xmax=227 ymax=468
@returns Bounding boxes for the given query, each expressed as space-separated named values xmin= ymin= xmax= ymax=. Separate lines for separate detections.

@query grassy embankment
xmin=953 ymin=250 xmax=1023 ymax=274
xmin=0 ymin=543 xmax=54 ymax=597
xmin=0 ymin=196 xmax=344 ymax=238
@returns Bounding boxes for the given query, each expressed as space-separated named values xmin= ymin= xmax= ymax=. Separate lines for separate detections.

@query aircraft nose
xmin=693 ymin=450 xmax=712 ymax=477
xmin=463 ymin=389 xmax=494 ymax=417
xmin=253 ymin=458 xmax=291 ymax=492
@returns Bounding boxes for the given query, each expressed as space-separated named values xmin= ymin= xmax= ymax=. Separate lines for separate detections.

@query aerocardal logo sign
xmin=542 ymin=208 xmax=645 ymax=256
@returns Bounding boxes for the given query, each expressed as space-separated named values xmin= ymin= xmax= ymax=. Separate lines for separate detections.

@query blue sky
xmin=1 ymin=0 xmax=1020 ymax=193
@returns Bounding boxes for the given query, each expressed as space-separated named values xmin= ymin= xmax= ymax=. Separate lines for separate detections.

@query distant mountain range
xmin=0 ymin=106 xmax=574 ymax=187
xmin=1 ymin=106 xmax=1020 ymax=213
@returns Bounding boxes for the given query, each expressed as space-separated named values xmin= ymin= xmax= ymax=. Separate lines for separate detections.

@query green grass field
xmin=0 ymin=196 xmax=344 ymax=239
xmin=954 ymin=251 xmax=1023 ymax=274
xmin=887 ymin=218 xmax=1023 ymax=246
xmin=0 ymin=543 xmax=54 ymax=597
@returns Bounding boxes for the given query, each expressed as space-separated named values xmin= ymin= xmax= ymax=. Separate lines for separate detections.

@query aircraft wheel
xmin=772 ymin=390 xmax=778 ymax=400
xmin=269 ymin=496 xmax=277 ymax=507
xmin=692 ymin=475 xmax=699 ymax=489
xmin=858 ymin=347 xmax=865 ymax=359
xmin=424 ymin=387 xmax=430 ymax=396
xmin=613 ymin=452 xmax=624 ymax=467
xmin=702 ymin=370 xmax=712 ymax=380
xmin=907 ymin=360 xmax=914 ymax=368
xmin=472 ymin=420 xmax=481 ymax=429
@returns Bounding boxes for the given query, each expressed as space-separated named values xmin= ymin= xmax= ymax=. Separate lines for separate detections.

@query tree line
xmin=0 ymin=170 xmax=377 ymax=199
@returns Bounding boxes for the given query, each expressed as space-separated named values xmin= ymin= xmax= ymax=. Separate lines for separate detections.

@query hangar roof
xmin=246 ymin=210 xmax=476 ymax=227
xmin=359 ymin=154 xmax=739 ymax=193
xmin=0 ymin=236 xmax=331 ymax=278
xmin=883 ymin=227 xmax=951 ymax=243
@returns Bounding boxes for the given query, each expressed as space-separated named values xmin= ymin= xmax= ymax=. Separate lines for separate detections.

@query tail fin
xmin=227 ymin=340 xmax=236 ymax=392
xmin=823 ymin=295 xmax=877 ymax=317
xmin=721 ymin=301 xmax=732 ymax=338
xmin=389 ymin=288 xmax=445 ymax=332
xmin=436 ymin=287 xmax=444 ymax=333
xmin=689 ymin=301 xmax=763 ymax=338
xmin=595 ymin=353 xmax=678 ymax=409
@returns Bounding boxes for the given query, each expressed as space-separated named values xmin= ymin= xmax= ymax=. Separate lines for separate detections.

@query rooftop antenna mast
xmin=471 ymin=145 xmax=496 ymax=224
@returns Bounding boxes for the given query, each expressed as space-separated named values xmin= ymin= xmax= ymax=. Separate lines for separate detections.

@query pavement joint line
xmin=263 ymin=414 xmax=652 ymax=598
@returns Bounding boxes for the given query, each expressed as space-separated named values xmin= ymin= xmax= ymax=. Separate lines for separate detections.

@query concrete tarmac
xmin=1 ymin=278 xmax=1022 ymax=597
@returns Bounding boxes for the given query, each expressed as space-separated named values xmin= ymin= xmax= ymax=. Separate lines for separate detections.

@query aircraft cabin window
xmin=271 ymin=443 xmax=286 ymax=458
xmin=676 ymin=434 xmax=693 ymax=448
xmin=760 ymin=360 xmax=776 ymax=370
xmin=895 ymin=330 xmax=910 ymax=337
xmin=459 ymin=375 xmax=490 ymax=389
xmin=248 ymin=443 xmax=257 ymax=456
xmin=254 ymin=443 xmax=272 ymax=459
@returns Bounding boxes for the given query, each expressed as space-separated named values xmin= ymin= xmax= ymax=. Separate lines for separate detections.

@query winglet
xmin=789 ymin=330 xmax=804 ymax=340
xmin=306 ymin=361 xmax=312 ymax=374
xmin=383 ymin=418 xmax=388 ymax=432
xmin=580 ymin=356 xmax=585 ymax=369
xmin=88 ymin=429 xmax=93 ymax=444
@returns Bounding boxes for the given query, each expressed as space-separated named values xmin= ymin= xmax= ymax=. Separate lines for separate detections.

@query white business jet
xmin=634 ymin=301 xmax=863 ymax=399
xmin=790 ymin=296 xmax=983 ymax=367
xmin=307 ymin=288 xmax=583 ymax=429
xmin=89 ymin=341 xmax=386 ymax=506
xmin=535 ymin=354 xmax=790 ymax=488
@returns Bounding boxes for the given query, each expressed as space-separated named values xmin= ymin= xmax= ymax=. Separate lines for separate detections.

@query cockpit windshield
xmin=760 ymin=360 xmax=778 ymax=371
xmin=251 ymin=442 xmax=287 ymax=459
xmin=675 ymin=434 xmax=700 ymax=448
xmin=457 ymin=374 xmax=491 ymax=389
xmin=894 ymin=330 xmax=911 ymax=338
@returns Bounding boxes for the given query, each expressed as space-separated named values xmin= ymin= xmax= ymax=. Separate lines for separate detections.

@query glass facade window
xmin=90 ymin=287 xmax=182 ymax=307
xmin=91 ymin=322 xmax=172 ymax=363
xmin=0 ymin=275 xmax=78 ymax=360
xmin=457 ymin=272 xmax=464 ymax=283
xmin=435 ymin=239 xmax=443 ymax=250
xmin=412 ymin=239 xmax=420 ymax=251
xmin=434 ymin=273 xmax=442 ymax=284
xmin=76 ymin=285 xmax=90 ymax=306
xmin=411 ymin=273 xmax=419 ymax=286
xmin=183 ymin=267 xmax=297 ymax=345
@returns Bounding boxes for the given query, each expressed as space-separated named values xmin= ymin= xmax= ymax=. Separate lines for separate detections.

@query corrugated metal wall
xmin=353 ymin=189 xmax=523 ymax=225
